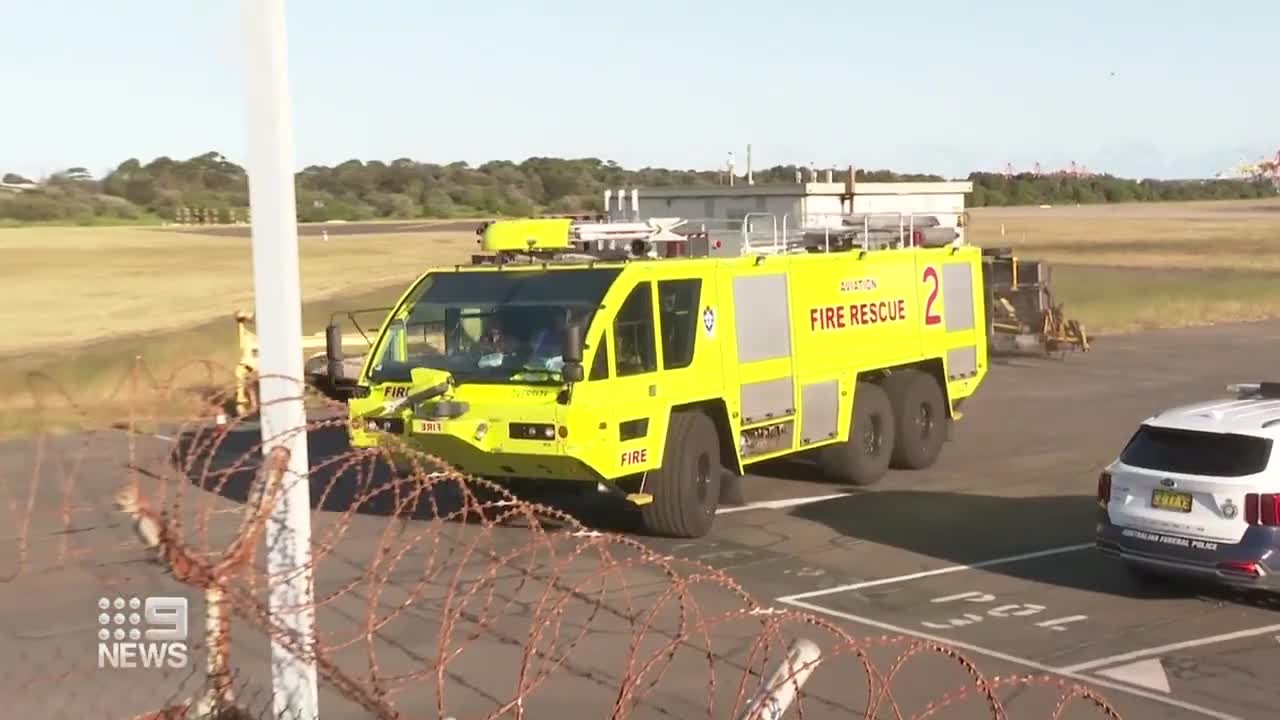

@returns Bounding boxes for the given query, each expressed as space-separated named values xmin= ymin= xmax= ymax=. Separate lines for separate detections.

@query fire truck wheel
xmin=821 ymin=381 xmax=895 ymax=486
xmin=884 ymin=369 xmax=947 ymax=470
xmin=640 ymin=410 xmax=722 ymax=538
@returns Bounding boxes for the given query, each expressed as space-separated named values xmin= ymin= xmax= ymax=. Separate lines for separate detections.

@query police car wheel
xmin=640 ymin=410 xmax=721 ymax=538
xmin=885 ymin=369 xmax=947 ymax=470
xmin=821 ymin=381 xmax=895 ymax=486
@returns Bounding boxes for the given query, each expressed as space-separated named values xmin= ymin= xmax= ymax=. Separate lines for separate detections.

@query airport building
xmin=623 ymin=171 xmax=973 ymax=243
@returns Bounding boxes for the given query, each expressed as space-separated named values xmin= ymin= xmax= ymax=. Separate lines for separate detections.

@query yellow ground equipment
xmin=233 ymin=310 xmax=381 ymax=415
xmin=980 ymin=248 xmax=1089 ymax=357
xmin=310 ymin=212 xmax=992 ymax=539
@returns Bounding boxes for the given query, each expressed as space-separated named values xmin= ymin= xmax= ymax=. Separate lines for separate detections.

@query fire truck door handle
xmin=648 ymin=384 xmax=657 ymax=397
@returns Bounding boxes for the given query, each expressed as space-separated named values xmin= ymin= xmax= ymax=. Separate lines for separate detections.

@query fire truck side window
xmin=613 ymin=282 xmax=657 ymax=377
xmin=588 ymin=331 xmax=609 ymax=380
xmin=658 ymin=279 xmax=701 ymax=370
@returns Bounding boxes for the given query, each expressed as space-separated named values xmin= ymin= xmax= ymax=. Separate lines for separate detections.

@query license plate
xmin=411 ymin=419 xmax=444 ymax=434
xmin=1151 ymin=488 xmax=1192 ymax=513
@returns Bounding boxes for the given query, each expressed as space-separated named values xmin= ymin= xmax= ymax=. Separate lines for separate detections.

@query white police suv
xmin=1095 ymin=382 xmax=1280 ymax=589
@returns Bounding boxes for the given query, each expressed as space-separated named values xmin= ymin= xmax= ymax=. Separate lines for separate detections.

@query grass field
xmin=1 ymin=199 xmax=1278 ymax=432
xmin=0 ymin=223 xmax=477 ymax=356
xmin=968 ymin=197 xmax=1280 ymax=334
xmin=968 ymin=198 xmax=1280 ymax=271
xmin=0 ymin=223 xmax=477 ymax=428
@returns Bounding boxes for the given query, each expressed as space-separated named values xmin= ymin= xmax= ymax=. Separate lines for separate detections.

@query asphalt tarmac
xmin=4 ymin=320 xmax=1278 ymax=719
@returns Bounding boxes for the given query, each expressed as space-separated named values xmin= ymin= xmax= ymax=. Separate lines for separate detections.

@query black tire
xmin=820 ymin=381 xmax=895 ymax=486
xmin=884 ymin=369 xmax=948 ymax=470
xmin=639 ymin=410 xmax=722 ymax=538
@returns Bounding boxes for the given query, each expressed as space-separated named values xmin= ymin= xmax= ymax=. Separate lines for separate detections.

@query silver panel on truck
xmin=732 ymin=273 xmax=791 ymax=363
xmin=942 ymin=262 xmax=976 ymax=332
xmin=742 ymin=377 xmax=795 ymax=425
xmin=800 ymin=379 xmax=840 ymax=445
xmin=947 ymin=345 xmax=979 ymax=379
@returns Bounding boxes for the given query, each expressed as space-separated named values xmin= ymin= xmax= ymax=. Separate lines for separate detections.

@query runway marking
xmin=778 ymin=597 xmax=1241 ymax=720
xmin=776 ymin=542 xmax=1094 ymax=602
xmin=918 ymin=591 xmax=1090 ymax=633
xmin=716 ymin=492 xmax=853 ymax=515
xmin=1096 ymin=658 xmax=1170 ymax=693
xmin=1061 ymin=623 xmax=1280 ymax=672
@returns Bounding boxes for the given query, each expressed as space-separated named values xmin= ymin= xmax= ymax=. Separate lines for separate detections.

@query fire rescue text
xmin=809 ymin=299 xmax=908 ymax=331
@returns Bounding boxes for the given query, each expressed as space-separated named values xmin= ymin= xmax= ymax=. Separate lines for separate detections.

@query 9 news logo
xmin=96 ymin=595 xmax=190 ymax=670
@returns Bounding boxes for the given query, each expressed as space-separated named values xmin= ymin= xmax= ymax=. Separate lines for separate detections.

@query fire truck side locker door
xmin=727 ymin=266 xmax=798 ymax=461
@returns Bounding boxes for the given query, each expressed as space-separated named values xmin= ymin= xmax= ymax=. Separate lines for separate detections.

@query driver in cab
xmin=527 ymin=313 xmax=569 ymax=371
xmin=476 ymin=317 xmax=518 ymax=367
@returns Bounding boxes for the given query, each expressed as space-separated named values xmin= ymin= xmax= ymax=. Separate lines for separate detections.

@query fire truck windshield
xmin=367 ymin=268 xmax=620 ymax=385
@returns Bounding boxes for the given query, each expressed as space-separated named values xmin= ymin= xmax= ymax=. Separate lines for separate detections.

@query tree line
xmin=2 ymin=151 xmax=1275 ymax=226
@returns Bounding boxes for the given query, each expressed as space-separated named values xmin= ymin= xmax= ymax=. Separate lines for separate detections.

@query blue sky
xmin=3 ymin=1 xmax=1276 ymax=181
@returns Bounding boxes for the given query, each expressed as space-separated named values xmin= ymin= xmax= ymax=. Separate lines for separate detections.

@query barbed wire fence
xmin=1 ymin=359 xmax=1125 ymax=719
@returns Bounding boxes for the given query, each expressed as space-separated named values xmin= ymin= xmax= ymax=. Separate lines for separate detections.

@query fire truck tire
xmin=821 ymin=381 xmax=895 ymax=486
xmin=640 ymin=410 xmax=722 ymax=538
xmin=884 ymin=369 xmax=947 ymax=470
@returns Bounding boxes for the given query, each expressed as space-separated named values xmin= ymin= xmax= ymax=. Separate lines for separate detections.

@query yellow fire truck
xmin=318 ymin=215 xmax=989 ymax=538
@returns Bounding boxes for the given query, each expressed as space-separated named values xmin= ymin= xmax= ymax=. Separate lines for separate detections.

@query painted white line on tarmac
xmin=1095 ymin=658 xmax=1170 ymax=693
xmin=778 ymin=597 xmax=1241 ymax=720
xmin=777 ymin=542 xmax=1094 ymax=602
xmin=1062 ymin=623 xmax=1280 ymax=672
xmin=716 ymin=492 xmax=853 ymax=515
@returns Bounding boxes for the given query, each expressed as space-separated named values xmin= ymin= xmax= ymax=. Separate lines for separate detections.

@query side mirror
xmin=562 ymin=323 xmax=584 ymax=364
xmin=305 ymin=356 xmax=356 ymax=402
xmin=561 ymin=323 xmax=585 ymax=383
xmin=325 ymin=323 xmax=344 ymax=381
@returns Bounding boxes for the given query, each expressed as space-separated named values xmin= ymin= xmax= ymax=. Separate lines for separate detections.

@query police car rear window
xmin=1119 ymin=425 xmax=1273 ymax=477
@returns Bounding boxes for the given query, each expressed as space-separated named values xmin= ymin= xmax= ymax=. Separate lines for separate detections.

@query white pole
xmin=238 ymin=1 xmax=320 ymax=719
xmin=738 ymin=638 xmax=822 ymax=720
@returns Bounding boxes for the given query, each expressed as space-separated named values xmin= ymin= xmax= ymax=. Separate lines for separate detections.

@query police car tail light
xmin=1217 ymin=560 xmax=1260 ymax=577
xmin=1243 ymin=493 xmax=1280 ymax=525
xmin=1096 ymin=471 xmax=1111 ymax=506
